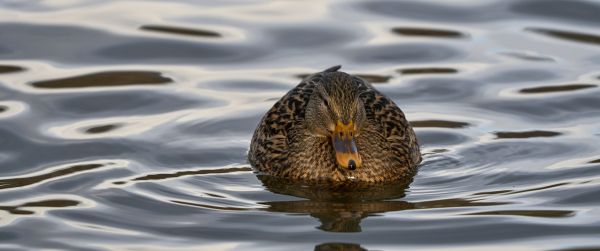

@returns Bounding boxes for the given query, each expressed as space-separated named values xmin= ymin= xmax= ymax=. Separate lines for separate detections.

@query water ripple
xmin=0 ymin=160 xmax=126 ymax=190
xmin=113 ymin=166 xmax=252 ymax=185
xmin=527 ymin=27 xmax=600 ymax=46
xmin=411 ymin=120 xmax=470 ymax=129
xmin=140 ymin=25 xmax=222 ymax=38
xmin=0 ymin=101 xmax=27 ymax=118
xmin=494 ymin=130 xmax=562 ymax=139
xmin=0 ymin=65 xmax=25 ymax=74
xmin=465 ymin=209 xmax=574 ymax=218
xmin=520 ymin=83 xmax=597 ymax=94
xmin=31 ymin=71 xmax=173 ymax=89
xmin=0 ymin=199 xmax=80 ymax=215
xmin=398 ymin=67 xmax=458 ymax=75
xmin=391 ymin=27 xmax=467 ymax=38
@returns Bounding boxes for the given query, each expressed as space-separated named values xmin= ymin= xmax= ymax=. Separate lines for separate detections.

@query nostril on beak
xmin=348 ymin=159 xmax=356 ymax=170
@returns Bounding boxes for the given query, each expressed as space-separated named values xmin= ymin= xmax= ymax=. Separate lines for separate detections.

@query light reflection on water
xmin=1 ymin=0 xmax=600 ymax=250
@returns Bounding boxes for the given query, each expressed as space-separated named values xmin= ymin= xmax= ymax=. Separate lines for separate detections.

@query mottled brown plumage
xmin=249 ymin=66 xmax=421 ymax=184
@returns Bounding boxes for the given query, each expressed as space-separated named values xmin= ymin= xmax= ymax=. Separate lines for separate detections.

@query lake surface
xmin=1 ymin=0 xmax=600 ymax=250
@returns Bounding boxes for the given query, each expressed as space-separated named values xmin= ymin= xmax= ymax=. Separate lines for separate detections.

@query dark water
xmin=1 ymin=0 xmax=600 ymax=250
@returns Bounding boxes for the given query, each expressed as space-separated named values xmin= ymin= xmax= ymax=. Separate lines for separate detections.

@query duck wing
xmin=249 ymin=80 xmax=315 ymax=172
xmin=356 ymin=77 xmax=422 ymax=168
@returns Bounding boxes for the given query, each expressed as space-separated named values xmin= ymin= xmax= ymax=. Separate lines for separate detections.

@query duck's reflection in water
xmin=257 ymin=175 xmax=413 ymax=232
xmin=314 ymin=242 xmax=369 ymax=251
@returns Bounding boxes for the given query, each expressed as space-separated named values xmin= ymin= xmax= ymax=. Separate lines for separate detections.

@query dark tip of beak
xmin=348 ymin=159 xmax=356 ymax=170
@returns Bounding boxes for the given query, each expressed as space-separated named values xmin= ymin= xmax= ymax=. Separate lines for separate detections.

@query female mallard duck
xmin=249 ymin=65 xmax=421 ymax=184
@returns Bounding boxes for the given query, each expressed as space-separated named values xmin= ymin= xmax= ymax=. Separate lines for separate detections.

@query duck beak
xmin=332 ymin=121 xmax=362 ymax=170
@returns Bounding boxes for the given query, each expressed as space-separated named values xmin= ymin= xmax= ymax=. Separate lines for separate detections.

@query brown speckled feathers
xmin=249 ymin=66 xmax=420 ymax=184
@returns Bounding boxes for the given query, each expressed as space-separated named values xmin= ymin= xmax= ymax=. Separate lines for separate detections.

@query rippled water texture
xmin=1 ymin=0 xmax=600 ymax=250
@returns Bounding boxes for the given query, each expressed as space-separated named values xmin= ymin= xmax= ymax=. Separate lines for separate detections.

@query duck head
xmin=305 ymin=72 xmax=367 ymax=170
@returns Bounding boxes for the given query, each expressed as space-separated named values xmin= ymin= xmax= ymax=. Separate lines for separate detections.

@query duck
xmin=249 ymin=65 xmax=421 ymax=184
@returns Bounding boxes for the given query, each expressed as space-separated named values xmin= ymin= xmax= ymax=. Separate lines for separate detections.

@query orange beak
xmin=332 ymin=121 xmax=362 ymax=170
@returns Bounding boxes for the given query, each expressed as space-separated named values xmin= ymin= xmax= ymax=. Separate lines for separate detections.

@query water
xmin=1 ymin=0 xmax=600 ymax=250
